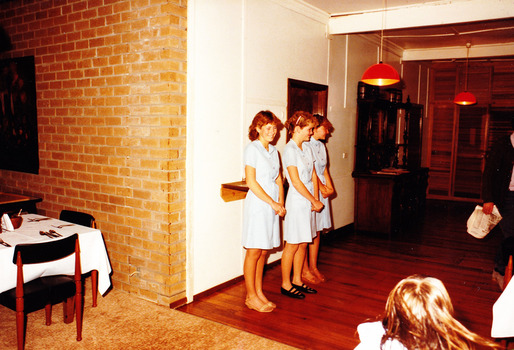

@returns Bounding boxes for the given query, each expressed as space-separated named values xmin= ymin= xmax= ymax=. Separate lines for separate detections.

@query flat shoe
xmin=280 ymin=286 xmax=305 ymax=299
xmin=292 ymin=283 xmax=317 ymax=294
xmin=246 ymin=297 xmax=276 ymax=309
xmin=312 ymin=271 xmax=326 ymax=283
xmin=302 ymin=274 xmax=320 ymax=285
xmin=245 ymin=300 xmax=274 ymax=312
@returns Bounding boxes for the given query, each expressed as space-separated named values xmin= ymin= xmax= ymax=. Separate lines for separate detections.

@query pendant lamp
xmin=454 ymin=43 xmax=476 ymax=105
xmin=361 ymin=0 xmax=400 ymax=86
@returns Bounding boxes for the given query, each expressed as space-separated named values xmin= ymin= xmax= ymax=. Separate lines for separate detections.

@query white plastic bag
xmin=467 ymin=205 xmax=502 ymax=239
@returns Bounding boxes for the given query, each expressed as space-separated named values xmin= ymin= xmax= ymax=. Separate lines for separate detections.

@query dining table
xmin=491 ymin=276 xmax=514 ymax=338
xmin=0 ymin=213 xmax=112 ymax=305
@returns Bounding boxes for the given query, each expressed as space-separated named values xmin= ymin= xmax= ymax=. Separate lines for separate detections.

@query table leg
xmin=91 ymin=270 xmax=98 ymax=307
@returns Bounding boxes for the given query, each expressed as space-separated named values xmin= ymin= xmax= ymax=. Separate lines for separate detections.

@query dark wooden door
xmin=453 ymin=106 xmax=488 ymax=199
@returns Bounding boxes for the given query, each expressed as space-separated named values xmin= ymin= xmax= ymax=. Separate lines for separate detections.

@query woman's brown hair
xmin=248 ymin=110 xmax=283 ymax=141
xmin=313 ymin=114 xmax=334 ymax=134
xmin=381 ymin=275 xmax=500 ymax=349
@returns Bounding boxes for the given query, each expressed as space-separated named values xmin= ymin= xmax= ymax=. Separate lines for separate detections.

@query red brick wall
xmin=0 ymin=0 xmax=187 ymax=306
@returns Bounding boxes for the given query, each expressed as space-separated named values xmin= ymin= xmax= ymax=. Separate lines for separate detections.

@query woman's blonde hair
xmin=382 ymin=275 xmax=500 ymax=349
xmin=248 ymin=110 xmax=283 ymax=141
xmin=284 ymin=111 xmax=316 ymax=136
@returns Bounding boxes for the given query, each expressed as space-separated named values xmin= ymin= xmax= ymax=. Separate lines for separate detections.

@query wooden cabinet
xmin=353 ymin=83 xmax=427 ymax=235
xmin=354 ymin=170 xmax=428 ymax=235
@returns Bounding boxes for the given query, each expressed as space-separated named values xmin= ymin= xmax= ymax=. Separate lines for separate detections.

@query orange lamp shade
xmin=453 ymin=91 xmax=477 ymax=105
xmin=361 ymin=62 xmax=400 ymax=86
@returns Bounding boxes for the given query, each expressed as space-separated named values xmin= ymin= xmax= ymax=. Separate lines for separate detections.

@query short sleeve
xmin=244 ymin=143 xmax=258 ymax=168
xmin=283 ymin=144 xmax=297 ymax=169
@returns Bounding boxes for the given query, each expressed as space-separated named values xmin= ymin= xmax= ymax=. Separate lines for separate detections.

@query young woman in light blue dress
xmin=280 ymin=111 xmax=324 ymax=299
xmin=242 ymin=110 xmax=285 ymax=312
xmin=302 ymin=114 xmax=334 ymax=284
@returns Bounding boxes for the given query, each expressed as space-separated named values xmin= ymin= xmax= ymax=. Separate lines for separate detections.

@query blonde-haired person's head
xmin=382 ymin=275 xmax=500 ymax=349
xmin=284 ymin=111 xmax=316 ymax=136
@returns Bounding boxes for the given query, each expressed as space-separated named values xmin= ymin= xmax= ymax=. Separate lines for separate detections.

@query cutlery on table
xmin=51 ymin=224 xmax=75 ymax=229
xmin=39 ymin=230 xmax=59 ymax=238
xmin=49 ymin=229 xmax=62 ymax=237
xmin=39 ymin=231 xmax=53 ymax=238
xmin=28 ymin=217 xmax=51 ymax=222
xmin=0 ymin=238 xmax=11 ymax=247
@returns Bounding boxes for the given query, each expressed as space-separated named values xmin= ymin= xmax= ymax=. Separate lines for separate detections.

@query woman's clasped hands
xmin=311 ymin=199 xmax=324 ymax=213
xmin=271 ymin=201 xmax=286 ymax=217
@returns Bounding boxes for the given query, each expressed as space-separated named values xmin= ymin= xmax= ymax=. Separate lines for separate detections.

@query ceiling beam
xmin=402 ymin=42 xmax=514 ymax=61
xmin=328 ymin=0 xmax=514 ymax=35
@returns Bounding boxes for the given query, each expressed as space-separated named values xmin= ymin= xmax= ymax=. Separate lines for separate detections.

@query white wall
xmin=188 ymin=0 xmax=411 ymax=298
xmin=188 ymin=0 xmax=245 ymax=297
xmin=326 ymin=34 xmax=354 ymax=228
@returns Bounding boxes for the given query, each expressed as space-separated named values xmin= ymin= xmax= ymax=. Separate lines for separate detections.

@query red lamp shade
xmin=361 ymin=62 xmax=400 ymax=86
xmin=453 ymin=91 xmax=477 ymax=105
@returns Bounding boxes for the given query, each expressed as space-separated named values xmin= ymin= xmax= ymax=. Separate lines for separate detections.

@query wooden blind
xmin=492 ymin=63 xmax=514 ymax=107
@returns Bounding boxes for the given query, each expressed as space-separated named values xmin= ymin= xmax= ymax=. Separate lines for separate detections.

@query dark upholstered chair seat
xmin=0 ymin=275 xmax=76 ymax=313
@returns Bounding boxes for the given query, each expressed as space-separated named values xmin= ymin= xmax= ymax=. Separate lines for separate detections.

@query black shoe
xmin=281 ymin=286 xmax=305 ymax=299
xmin=292 ymin=283 xmax=317 ymax=294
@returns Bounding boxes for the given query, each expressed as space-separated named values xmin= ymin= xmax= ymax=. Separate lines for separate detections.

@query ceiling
xmin=301 ymin=0 xmax=514 ymax=61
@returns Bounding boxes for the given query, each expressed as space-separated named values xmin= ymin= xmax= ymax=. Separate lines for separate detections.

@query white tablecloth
xmin=492 ymin=277 xmax=514 ymax=338
xmin=0 ymin=214 xmax=112 ymax=295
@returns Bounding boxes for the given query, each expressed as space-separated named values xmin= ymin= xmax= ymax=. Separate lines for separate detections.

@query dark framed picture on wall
xmin=0 ymin=56 xmax=39 ymax=174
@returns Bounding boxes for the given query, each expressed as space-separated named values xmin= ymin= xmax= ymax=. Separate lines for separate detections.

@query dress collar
xmin=310 ymin=137 xmax=322 ymax=145
xmin=255 ymin=139 xmax=275 ymax=155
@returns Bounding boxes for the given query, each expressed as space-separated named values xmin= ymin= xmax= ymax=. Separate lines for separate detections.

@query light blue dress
xmin=283 ymin=139 xmax=316 ymax=244
xmin=242 ymin=140 xmax=281 ymax=249
xmin=305 ymin=137 xmax=332 ymax=232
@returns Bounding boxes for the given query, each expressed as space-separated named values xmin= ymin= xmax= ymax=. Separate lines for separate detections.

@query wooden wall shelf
xmin=220 ymin=181 xmax=248 ymax=202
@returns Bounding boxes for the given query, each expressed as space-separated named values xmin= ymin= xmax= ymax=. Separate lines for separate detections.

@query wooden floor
xmin=178 ymin=200 xmax=505 ymax=349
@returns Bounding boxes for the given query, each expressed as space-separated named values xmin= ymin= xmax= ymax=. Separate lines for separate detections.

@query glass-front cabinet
xmin=353 ymin=82 xmax=427 ymax=235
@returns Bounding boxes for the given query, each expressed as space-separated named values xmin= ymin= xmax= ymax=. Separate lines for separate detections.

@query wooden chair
xmin=60 ymin=209 xmax=97 ymax=229
xmin=0 ymin=234 xmax=82 ymax=350
xmin=59 ymin=209 xmax=99 ymax=307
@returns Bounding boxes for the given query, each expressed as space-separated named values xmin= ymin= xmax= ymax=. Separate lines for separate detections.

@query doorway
xmin=287 ymin=78 xmax=328 ymax=120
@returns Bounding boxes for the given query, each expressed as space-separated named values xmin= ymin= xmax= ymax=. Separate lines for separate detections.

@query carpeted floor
xmin=0 ymin=280 xmax=297 ymax=350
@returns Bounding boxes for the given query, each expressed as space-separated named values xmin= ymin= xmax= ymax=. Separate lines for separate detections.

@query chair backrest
xmin=10 ymin=234 xmax=83 ymax=347
xmin=13 ymin=233 xmax=79 ymax=265
xmin=59 ymin=210 xmax=96 ymax=228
